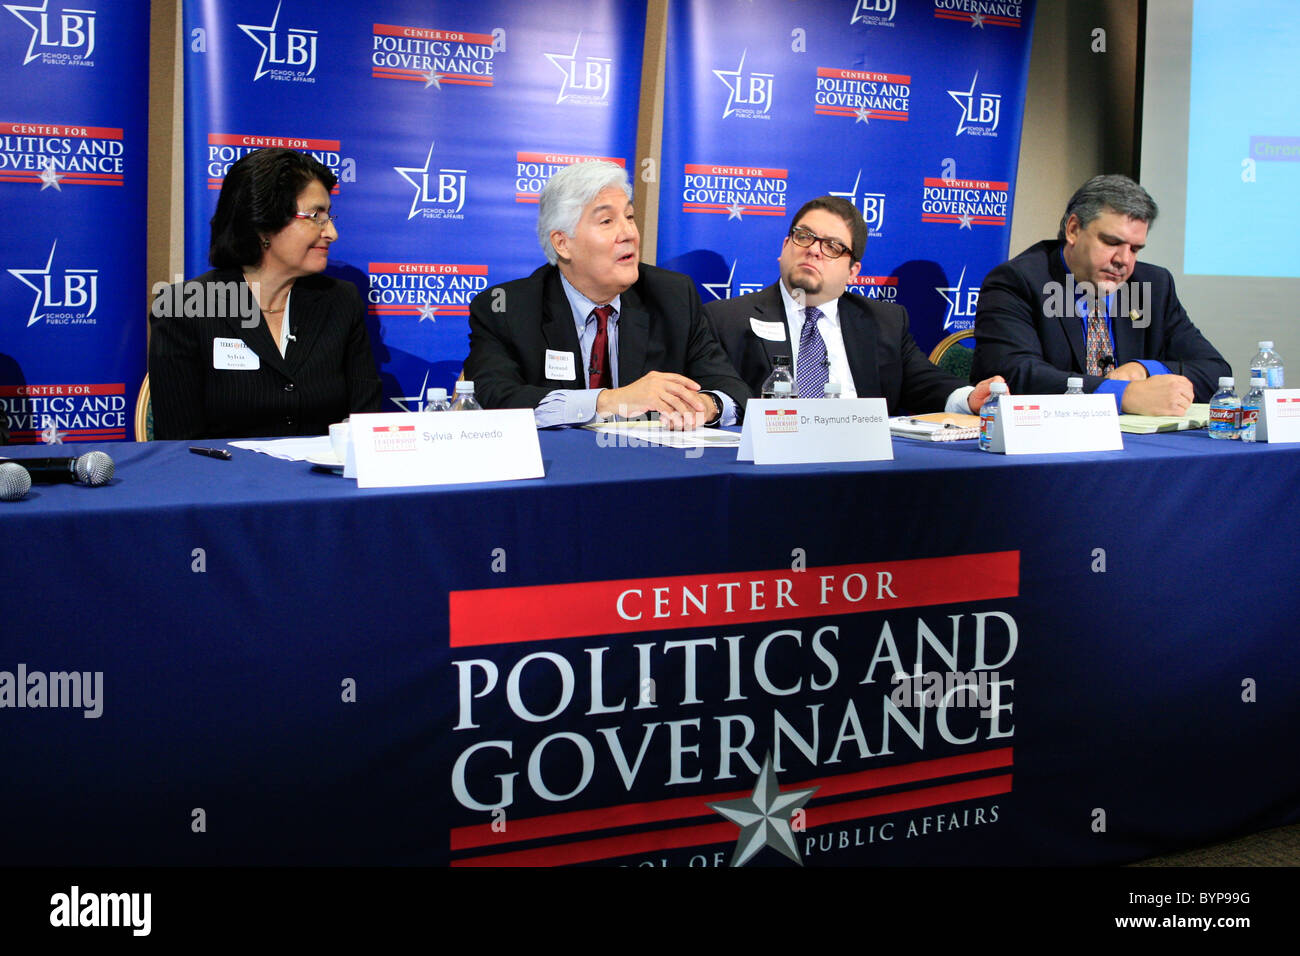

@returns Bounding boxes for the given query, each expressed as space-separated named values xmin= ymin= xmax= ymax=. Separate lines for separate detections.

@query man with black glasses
xmin=707 ymin=196 xmax=1001 ymax=416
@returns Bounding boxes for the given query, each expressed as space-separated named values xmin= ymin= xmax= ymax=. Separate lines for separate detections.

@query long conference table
xmin=2 ymin=427 xmax=1298 ymax=867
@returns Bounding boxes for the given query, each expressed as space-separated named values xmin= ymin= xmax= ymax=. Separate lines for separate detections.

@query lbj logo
xmin=238 ymin=1 xmax=318 ymax=80
xmin=6 ymin=0 xmax=96 ymax=64
xmin=851 ymin=0 xmax=896 ymax=23
xmin=948 ymin=72 xmax=1001 ymax=136
xmin=394 ymin=142 xmax=467 ymax=220
xmin=830 ymin=173 xmax=885 ymax=235
xmin=545 ymin=33 xmax=611 ymax=104
xmin=8 ymin=240 xmax=98 ymax=327
xmin=936 ymin=266 xmax=978 ymax=330
xmin=713 ymin=50 xmax=773 ymax=119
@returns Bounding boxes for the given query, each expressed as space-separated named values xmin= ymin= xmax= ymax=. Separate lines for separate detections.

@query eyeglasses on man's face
xmin=788 ymin=224 xmax=849 ymax=260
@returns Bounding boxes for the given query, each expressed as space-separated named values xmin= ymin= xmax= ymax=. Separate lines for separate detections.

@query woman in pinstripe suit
xmin=149 ymin=149 xmax=381 ymax=439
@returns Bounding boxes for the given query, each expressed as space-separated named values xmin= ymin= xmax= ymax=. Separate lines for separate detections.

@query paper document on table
xmin=889 ymin=413 xmax=980 ymax=442
xmin=229 ymin=436 xmax=333 ymax=460
xmin=1118 ymin=404 xmax=1210 ymax=433
xmin=583 ymin=420 xmax=741 ymax=447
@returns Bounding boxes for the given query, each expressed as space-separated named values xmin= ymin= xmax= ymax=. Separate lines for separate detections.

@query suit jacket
xmin=971 ymin=239 xmax=1229 ymax=401
xmin=464 ymin=263 xmax=749 ymax=413
xmin=148 ymin=269 xmax=382 ymax=439
xmin=705 ymin=283 xmax=966 ymax=416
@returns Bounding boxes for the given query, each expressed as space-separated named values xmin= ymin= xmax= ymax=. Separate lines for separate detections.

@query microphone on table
xmin=0 ymin=451 xmax=115 ymax=486
xmin=0 ymin=461 xmax=31 ymax=501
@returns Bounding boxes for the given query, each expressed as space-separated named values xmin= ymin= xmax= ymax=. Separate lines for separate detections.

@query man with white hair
xmin=465 ymin=161 xmax=748 ymax=429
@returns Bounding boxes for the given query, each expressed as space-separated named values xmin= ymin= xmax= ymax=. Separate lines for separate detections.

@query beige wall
xmin=1010 ymin=0 xmax=1139 ymax=253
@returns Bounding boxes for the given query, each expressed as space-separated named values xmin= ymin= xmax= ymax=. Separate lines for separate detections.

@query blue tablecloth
xmin=2 ymin=430 xmax=1298 ymax=866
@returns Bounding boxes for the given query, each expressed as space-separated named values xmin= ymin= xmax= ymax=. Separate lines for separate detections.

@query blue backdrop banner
xmin=0 ymin=2 xmax=149 ymax=442
xmin=658 ymin=0 xmax=1035 ymax=354
xmin=183 ymin=0 xmax=646 ymax=409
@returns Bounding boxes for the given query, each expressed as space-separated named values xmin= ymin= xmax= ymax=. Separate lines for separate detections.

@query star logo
xmin=854 ymin=106 xmax=871 ymax=124
xmin=726 ymin=201 xmax=744 ymax=221
xmin=709 ymin=753 xmax=818 ymax=867
xmin=237 ymin=1 xmax=283 ymax=80
xmin=390 ymin=368 xmax=430 ymax=413
xmin=8 ymin=240 xmax=58 ymax=327
xmin=936 ymin=265 xmax=978 ymax=330
xmin=702 ymin=260 xmax=740 ymax=301
xmin=970 ymin=11 xmax=986 ymax=28
xmin=394 ymin=141 xmax=436 ymax=220
xmin=40 ymin=417 xmax=66 ymax=444
xmin=39 ymin=158 xmax=63 ymax=191
xmin=417 ymin=302 xmax=437 ymax=323
xmin=544 ymin=33 xmax=582 ymax=103
xmin=422 ymin=70 xmax=441 ymax=89
xmin=948 ymin=72 xmax=980 ymax=136
xmin=958 ymin=212 xmax=973 ymax=230
xmin=829 ymin=170 xmax=863 ymax=207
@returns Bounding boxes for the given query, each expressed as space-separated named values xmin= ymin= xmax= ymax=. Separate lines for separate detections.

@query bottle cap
xmin=426 ymin=387 xmax=447 ymax=401
xmin=1218 ymin=377 xmax=1234 ymax=387
xmin=456 ymin=380 xmax=474 ymax=392
xmin=1251 ymin=377 xmax=1265 ymax=387
xmin=1259 ymin=341 xmax=1274 ymax=349
xmin=1066 ymin=377 xmax=1083 ymax=388
xmin=991 ymin=382 xmax=1008 ymax=394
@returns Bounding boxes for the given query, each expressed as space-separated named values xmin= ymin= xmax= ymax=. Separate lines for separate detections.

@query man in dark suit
xmin=706 ymin=196 xmax=1000 ymax=416
xmin=465 ymin=162 xmax=747 ymax=429
xmin=971 ymin=174 xmax=1228 ymax=415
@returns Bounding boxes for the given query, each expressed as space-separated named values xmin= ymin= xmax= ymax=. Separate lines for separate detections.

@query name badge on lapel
xmin=545 ymin=349 xmax=577 ymax=381
xmin=212 ymin=337 xmax=260 ymax=370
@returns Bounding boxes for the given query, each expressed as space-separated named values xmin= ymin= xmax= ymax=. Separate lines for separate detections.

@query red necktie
xmin=589 ymin=305 xmax=613 ymax=389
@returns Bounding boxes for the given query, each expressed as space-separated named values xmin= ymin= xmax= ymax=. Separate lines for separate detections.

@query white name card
xmin=350 ymin=410 xmax=544 ymax=488
xmin=997 ymin=393 xmax=1123 ymax=455
xmin=1255 ymin=389 xmax=1300 ymax=443
xmin=737 ymin=398 xmax=892 ymax=464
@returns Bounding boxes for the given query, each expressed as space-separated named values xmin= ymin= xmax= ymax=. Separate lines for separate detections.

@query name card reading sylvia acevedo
xmin=991 ymin=393 xmax=1123 ymax=455
xmin=350 ymin=411 xmax=543 ymax=488
xmin=738 ymin=398 xmax=892 ymax=464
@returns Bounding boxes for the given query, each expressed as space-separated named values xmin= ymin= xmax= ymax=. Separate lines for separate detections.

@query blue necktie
xmin=795 ymin=306 xmax=829 ymax=398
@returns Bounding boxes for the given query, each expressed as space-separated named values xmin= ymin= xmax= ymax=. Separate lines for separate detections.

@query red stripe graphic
xmin=933 ymin=11 xmax=1021 ymax=27
xmin=453 ymin=773 xmax=1013 ymax=867
xmin=451 ymin=747 xmax=1013 ymax=851
xmin=682 ymin=204 xmax=787 ymax=216
xmin=449 ymin=551 xmax=1020 ymax=646
xmin=814 ymin=107 xmax=909 ymax=120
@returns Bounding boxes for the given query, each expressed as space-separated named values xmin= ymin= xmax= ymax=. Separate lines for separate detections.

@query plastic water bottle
xmin=449 ymin=380 xmax=482 ymax=411
xmin=1241 ymin=377 xmax=1264 ymax=443
xmin=423 ymin=387 xmax=450 ymax=412
xmin=1207 ymin=377 xmax=1240 ymax=439
xmin=1249 ymin=341 xmax=1284 ymax=389
xmin=1065 ymin=377 xmax=1084 ymax=395
xmin=761 ymin=357 xmax=794 ymax=398
xmin=979 ymin=382 xmax=1008 ymax=451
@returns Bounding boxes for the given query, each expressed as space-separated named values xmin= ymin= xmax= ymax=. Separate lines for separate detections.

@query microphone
xmin=0 ymin=462 xmax=31 ymax=501
xmin=2 ymin=451 xmax=115 ymax=486
xmin=1098 ymin=354 xmax=1116 ymax=374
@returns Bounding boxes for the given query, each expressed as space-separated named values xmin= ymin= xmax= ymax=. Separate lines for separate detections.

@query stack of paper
xmin=1118 ymin=404 xmax=1210 ymax=434
xmin=889 ymin=413 xmax=981 ymax=442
